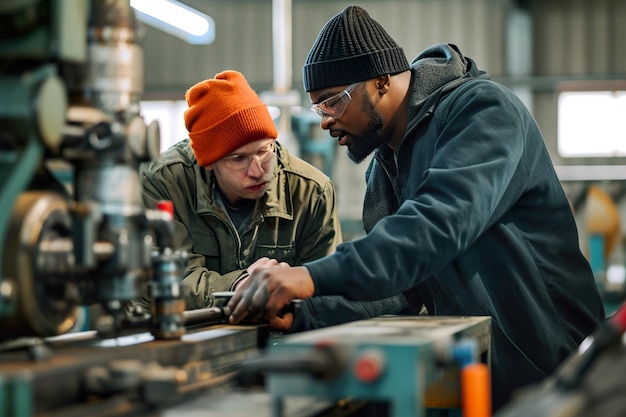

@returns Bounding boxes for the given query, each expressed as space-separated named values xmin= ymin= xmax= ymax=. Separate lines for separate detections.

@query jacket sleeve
xmin=180 ymin=251 xmax=245 ymax=309
xmin=289 ymin=293 xmax=416 ymax=333
xmin=139 ymin=163 xmax=246 ymax=309
xmin=287 ymin=176 xmax=418 ymax=331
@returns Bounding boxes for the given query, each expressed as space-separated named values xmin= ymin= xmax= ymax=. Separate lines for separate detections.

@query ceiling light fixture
xmin=130 ymin=0 xmax=215 ymax=45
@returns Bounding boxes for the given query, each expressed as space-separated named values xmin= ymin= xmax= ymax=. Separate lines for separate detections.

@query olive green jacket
xmin=140 ymin=139 xmax=342 ymax=309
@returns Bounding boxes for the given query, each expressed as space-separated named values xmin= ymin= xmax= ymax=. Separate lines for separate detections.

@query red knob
xmin=156 ymin=200 xmax=174 ymax=218
xmin=353 ymin=349 xmax=385 ymax=383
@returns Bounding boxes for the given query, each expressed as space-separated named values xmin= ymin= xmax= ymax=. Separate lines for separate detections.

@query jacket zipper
xmin=207 ymin=210 xmax=244 ymax=266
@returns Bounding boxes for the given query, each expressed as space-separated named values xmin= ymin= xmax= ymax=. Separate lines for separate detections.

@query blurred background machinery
xmin=572 ymin=184 xmax=626 ymax=316
xmin=495 ymin=303 xmax=626 ymax=417
xmin=289 ymin=108 xmax=337 ymax=178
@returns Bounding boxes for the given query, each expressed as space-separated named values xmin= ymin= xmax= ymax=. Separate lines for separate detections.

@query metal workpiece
xmin=183 ymin=306 xmax=229 ymax=326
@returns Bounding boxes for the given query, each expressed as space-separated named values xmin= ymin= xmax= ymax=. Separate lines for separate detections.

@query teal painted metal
xmin=291 ymin=111 xmax=337 ymax=177
xmin=588 ymin=234 xmax=605 ymax=274
xmin=0 ymin=373 xmax=33 ymax=417
xmin=0 ymin=66 xmax=51 ymax=317
xmin=0 ymin=374 xmax=6 ymax=417
xmin=269 ymin=342 xmax=429 ymax=417
xmin=0 ymin=133 xmax=44 ymax=318
xmin=264 ymin=316 xmax=491 ymax=417
xmin=12 ymin=372 xmax=32 ymax=417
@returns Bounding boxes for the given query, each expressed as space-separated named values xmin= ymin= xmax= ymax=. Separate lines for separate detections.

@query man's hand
xmin=247 ymin=257 xmax=289 ymax=274
xmin=227 ymin=266 xmax=314 ymax=324
xmin=268 ymin=313 xmax=294 ymax=331
xmin=233 ymin=257 xmax=290 ymax=290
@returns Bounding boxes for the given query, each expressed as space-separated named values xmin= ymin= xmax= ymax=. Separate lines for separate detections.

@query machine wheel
xmin=1 ymin=191 xmax=78 ymax=338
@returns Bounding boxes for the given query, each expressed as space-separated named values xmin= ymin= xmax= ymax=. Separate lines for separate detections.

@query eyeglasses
xmin=310 ymin=82 xmax=361 ymax=119
xmin=221 ymin=141 xmax=275 ymax=170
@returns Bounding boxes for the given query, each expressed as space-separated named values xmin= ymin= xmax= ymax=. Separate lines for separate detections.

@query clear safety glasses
xmin=310 ymin=82 xmax=361 ymax=119
xmin=221 ymin=141 xmax=275 ymax=170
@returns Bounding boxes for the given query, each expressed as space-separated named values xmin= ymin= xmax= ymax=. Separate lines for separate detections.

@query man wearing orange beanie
xmin=138 ymin=70 xmax=412 ymax=331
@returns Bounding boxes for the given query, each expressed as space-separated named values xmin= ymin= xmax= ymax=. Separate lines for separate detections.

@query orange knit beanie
xmin=184 ymin=70 xmax=278 ymax=166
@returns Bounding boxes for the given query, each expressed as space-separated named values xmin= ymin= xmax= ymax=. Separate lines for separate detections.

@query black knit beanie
xmin=302 ymin=5 xmax=410 ymax=92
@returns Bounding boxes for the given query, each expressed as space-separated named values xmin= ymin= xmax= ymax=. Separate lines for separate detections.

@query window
xmin=140 ymin=100 xmax=188 ymax=153
xmin=558 ymin=91 xmax=626 ymax=157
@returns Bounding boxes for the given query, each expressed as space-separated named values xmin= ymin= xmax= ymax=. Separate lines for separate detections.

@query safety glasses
xmin=221 ymin=141 xmax=275 ymax=171
xmin=310 ymin=82 xmax=361 ymax=119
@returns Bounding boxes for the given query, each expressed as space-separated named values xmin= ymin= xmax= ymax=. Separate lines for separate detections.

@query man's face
xmin=207 ymin=139 xmax=276 ymax=206
xmin=309 ymin=81 xmax=386 ymax=164
xmin=345 ymin=92 xmax=385 ymax=163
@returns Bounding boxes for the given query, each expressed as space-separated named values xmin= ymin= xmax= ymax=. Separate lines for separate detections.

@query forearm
xmin=181 ymin=264 xmax=245 ymax=309
xmin=288 ymin=293 xmax=413 ymax=333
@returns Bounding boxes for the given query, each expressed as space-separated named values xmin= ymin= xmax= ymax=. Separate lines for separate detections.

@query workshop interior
xmin=1 ymin=0 xmax=626 ymax=416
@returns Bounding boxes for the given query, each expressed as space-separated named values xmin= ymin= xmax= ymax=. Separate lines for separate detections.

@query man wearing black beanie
xmin=228 ymin=5 xmax=605 ymax=412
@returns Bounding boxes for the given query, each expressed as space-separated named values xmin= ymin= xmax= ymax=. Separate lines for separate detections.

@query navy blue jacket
xmin=305 ymin=50 xmax=605 ymax=410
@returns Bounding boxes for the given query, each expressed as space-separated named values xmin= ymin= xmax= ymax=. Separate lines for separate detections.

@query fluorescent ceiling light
xmin=130 ymin=0 xmax=215 ymax=45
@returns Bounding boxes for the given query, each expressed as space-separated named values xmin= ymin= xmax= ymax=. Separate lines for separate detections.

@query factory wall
xmin=142 ymin=0 xmax=508 ymax=96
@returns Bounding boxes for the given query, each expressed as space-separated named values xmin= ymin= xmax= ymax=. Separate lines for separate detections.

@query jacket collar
xmin=406 ymin=43 xmax=471 ymax=131
xmin=401 ymin=44 xmax=487 ymax=145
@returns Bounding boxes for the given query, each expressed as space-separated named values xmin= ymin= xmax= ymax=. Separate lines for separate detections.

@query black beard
xmin=346 ymin=94 xmax=386 ymax=164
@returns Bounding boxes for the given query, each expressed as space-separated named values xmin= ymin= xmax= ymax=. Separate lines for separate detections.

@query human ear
xmin=375 ymin=74 xmax=391 ymax=94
